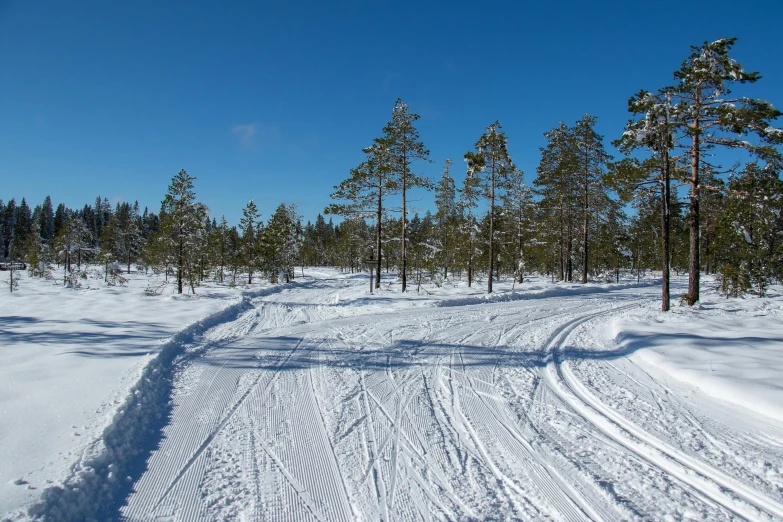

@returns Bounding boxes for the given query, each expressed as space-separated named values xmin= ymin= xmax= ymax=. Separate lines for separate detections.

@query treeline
xmin=325 ymin=38 xmax=783 ymax=308
xmin=2 ymin=170 xmax=304 ymax=293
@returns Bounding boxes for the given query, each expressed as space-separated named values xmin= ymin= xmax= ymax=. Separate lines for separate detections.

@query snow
xmin=613 ymin=280 xmax=783 ymax=423
xmin=0 ymin=270 xmax=246 ymax=516
xmin=3 ymin=269 xmax=783 ymax=521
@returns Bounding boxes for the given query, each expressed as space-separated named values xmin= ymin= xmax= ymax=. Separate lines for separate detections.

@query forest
xmin=2 ymin=38 xmax=781 ymax=309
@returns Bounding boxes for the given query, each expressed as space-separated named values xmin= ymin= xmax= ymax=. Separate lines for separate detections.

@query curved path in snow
xmin=111 ymin=270 xmax=783 ymax=521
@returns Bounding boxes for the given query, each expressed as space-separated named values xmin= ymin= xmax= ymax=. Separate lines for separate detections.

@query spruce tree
xmin=41 ymin=196 xmax=55 ymax=241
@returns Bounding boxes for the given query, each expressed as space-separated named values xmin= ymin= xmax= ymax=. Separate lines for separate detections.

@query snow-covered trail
xmin=113 ymin=271 xmax=783 ymax=521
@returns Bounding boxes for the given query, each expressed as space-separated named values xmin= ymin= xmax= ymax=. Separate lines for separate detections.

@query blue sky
xmin=1 ymin=1 xmax=781 ymax=225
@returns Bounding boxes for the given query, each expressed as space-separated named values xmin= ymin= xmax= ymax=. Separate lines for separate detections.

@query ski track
xmin=70 ymin=270 xmax=781 ymax=521
xmin=543 ymin=303 xmax=783 ymax=521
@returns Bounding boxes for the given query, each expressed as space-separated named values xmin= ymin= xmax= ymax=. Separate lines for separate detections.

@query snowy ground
xmin=2 ymin=268 xmax=783 ymax=521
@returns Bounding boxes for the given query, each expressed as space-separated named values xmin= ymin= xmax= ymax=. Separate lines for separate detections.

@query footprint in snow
xmin=12 ymin=478 xmax=28 ymax=486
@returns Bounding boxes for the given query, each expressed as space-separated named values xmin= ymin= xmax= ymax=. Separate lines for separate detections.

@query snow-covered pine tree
xmin=99 ymin=212 xmax=121 ymax=282
xmin=668 ymin=37 xmax=782 ymax=304
xmin=499 ymin=167 xmax=533 ymax=284
xmin=535 ymin=122 xmax=579 ymax=282
xmin=717 ymin=162 xmax=783 ymax=296
xmin=208 ymin=215 xmax=232 ymax=283
xmin=158 ymin=169 xmax=208 ymax=294
xmin=381 ymin=99 xmax=431 ymax=292
xmin=115 ymin=202 xmax=142 ymax=273
xmin=573 ymin=115 xmax=613 ymax=284
xmin=327 ymin=138 xmax=398 ymax=288
xmin=54 ymin=211 xmax=89 ymax=285
xmin=261 ymin=204 xmax=300 ymax=282
xmin=434 ymin=159 xmax=458 ymax=280
xmin=240 ymin=200 xmax=261 ymax=284
xmin=464 ymin=121 xmax=514 ymax=293
xmin=458 ymin=167 xmax=481 ymax=287
xmin=613 ymin=90 xmax=676 ymax=310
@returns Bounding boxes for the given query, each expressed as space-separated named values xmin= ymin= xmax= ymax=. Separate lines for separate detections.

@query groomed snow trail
xmin=115 ymin=270 xmax=783 ymax=521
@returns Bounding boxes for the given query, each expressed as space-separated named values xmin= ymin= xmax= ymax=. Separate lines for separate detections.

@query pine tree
xmin=535 ymin=123 xmax=578 ymax=281
xmin=458 ymin=168 xmax=481 ymax=287
xmin=327 ymin=139 xmax=397 ymax=288
xmin=382 ymin=99 xmax=431 ymax=292
xmin=158 ymin=169 xmax=208 ymax=294
xmin=465 ymin=121 xmax=514 ymax=293
xmin=434 ymin=159 xmax=458 ymax=279
xmin=668 ymin=37 xmax=782 ymax=304
xmin=613 ymin=90 xmax=676 ymax=310
xmin=209 ymin=215 xmax=232 ymax=283
xmin=261 ymin=204 xmax=301 ymax=282
xmin=54 ymin=211 xmax=89 ymax=285
xmin=240 ymin=200 xmax=261 ymax=284
xmin=717 ymin=162 xmax=783 ymax=296
xmin=500 ymin=167 xmax=534 ymax=283
xmin=99 ymin=212 xmax=121 ymax=282
xmin=572 ymin=115 xmax=613 ymax=283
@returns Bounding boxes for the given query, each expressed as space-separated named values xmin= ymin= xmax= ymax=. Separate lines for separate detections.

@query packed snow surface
xmin=2 ymin=269 xmax=783 ymax=521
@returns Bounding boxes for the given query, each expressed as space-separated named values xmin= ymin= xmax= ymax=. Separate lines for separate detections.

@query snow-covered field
xmin=2 ymin=268 xmax=783 ymax=521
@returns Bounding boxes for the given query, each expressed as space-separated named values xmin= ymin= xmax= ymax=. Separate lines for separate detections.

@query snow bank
xmin=612 ymin=286 xmax=783 ymax=424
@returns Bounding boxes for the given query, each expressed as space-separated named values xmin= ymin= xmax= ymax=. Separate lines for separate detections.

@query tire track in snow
xmin=542 ymin=301 xmax=783 ymax=521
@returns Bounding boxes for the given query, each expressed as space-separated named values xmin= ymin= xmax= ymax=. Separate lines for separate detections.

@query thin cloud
xmin=232 ymin=123 xmax=258 ymax=149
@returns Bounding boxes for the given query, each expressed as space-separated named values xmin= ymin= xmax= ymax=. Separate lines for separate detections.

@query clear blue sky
xmin=1 ymin=1 xmax=781 ymax=225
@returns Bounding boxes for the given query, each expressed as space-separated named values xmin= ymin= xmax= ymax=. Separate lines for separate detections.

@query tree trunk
xmin=558 ymin=199 xmax=564 ymax=281
xmin=566 ymin=207 xmax=573 ymax=282
xmin=688 ymin=120 xmax=700 ymax=305
xmin=467 ymin=226 xmax=473 ymax=288
xmin=517 ymin=223 xmax=524 ymax=284
xmin=376 ymin=184 xmax=382 ymax=289
xmin=582 ymin=164 xmax=589 ymax=284
xmin=487 ymin=159 xmax=495 ymax=294
xmin=661 ymin=148 xmax=671 ymax=312
xmin=177 ymin=237 xmax=183 ymax=294
xmin=401 ymin=158 xmax=408 ymax=292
